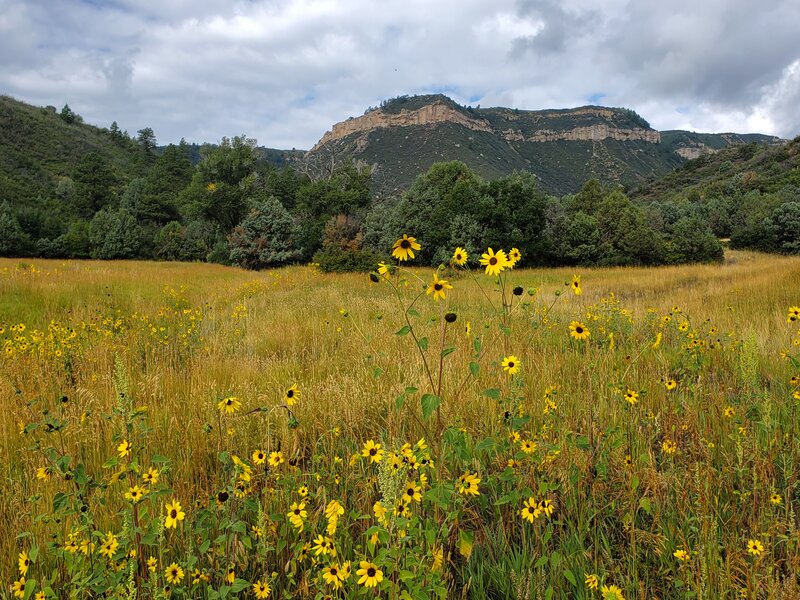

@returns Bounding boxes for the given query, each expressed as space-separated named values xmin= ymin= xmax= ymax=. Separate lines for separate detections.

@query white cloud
xmin=0 ymin=0 xmax=798 ymax=148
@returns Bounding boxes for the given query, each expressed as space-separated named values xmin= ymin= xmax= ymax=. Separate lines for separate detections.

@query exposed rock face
xmin=675 ymin=145 xmax=717 ymax=160
xmin=312 ymin=100 xmax=660 ymax=151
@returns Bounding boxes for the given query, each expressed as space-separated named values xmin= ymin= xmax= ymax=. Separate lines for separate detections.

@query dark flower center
xmin=287 ymin=390 xmax=294 ymax=397
xmin=294 ymin=509 xmax=300 ymax=515
xmin=508 ymin=361 xmax=514 ymax=368
xmin=330 ymin=568 xmax=337 ymax=575
xmin=576 ymin=327 xmax=583 ymax=333
xmin=434 ymin=284 xmax=442 ymax=291
xmin=407 ymin=488 xmax=414 ymax=496
xmin=368 ymin=568 xmax=376 ymax=577
xmin=489 ymin=257 xmax=497 ymax=265
xmin=170 ymin=509 xmax=177 ymax=518
xmin=369 ymin=448 xmax=376 ymax=455
xmin=400 ymin=240 xmax=410 ymax=249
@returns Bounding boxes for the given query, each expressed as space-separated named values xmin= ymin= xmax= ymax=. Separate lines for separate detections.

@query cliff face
xmin=312 ymin=100 xmax=660 ymax=151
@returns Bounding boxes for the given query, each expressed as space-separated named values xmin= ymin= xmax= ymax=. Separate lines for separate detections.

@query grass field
xmin=1 ymin=250 xmax=799 ymax=599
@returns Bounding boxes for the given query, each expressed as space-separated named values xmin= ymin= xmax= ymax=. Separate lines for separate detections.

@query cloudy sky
xmin=1 ymin=0 xmax=799 ymax=149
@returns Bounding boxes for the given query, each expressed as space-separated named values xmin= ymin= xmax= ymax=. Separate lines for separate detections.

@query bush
xmin=312 ymin=247 xmax=385 ymax=273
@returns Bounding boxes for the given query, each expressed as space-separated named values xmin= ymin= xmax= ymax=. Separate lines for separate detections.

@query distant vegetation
xmin=0 ymin=95 xmax=797 ymax=270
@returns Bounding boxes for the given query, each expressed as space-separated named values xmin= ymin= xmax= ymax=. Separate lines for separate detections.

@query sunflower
xmin=520 ymin=439 xmax=537 ymax=454
xmin=569 ymin=321 xmax=590 ymax=341
xmin=252 ymin=580 xmax=271 ymax=599
xmin=36 ymin=466 xmax=51 ymax=481
xmin=117 ymin=439 xmax=131 ymax=458
xmin=403 ymin=481 xmax=422 ymax=503
xmin=268 ymin=451 xmax=284 ymax=467
xmin=356 ymin=560 xmax=384 ymax=588
xmin=99 ymin=531 xmax=119 ymax=559
xmin=788 ymin=306 xmax=800 ymax=323
xmin=322 ymin=564 xmax=344 ymax=589
xmin=284 ymin=384 xmax=300 ymax=406
xmin=165 ymin=563 xmax=184 ymax=585
xmin=125 ymin=485 xmax=147 ymax=503
xmin=519 ymin=497 xmax=540 ymax=523
xmin=391 ymin=234 xmax=421 ymax=261
xmin=507 ymin=247 xmax=521 ymax=267
xmin=673 ymin=549 xmax=690 ymax=562
xmin=479 ymin=248 xmax=508 ymax=277
xmin=287 ymin=502 xmax=307 ymax=531
xmin=142 ymin=467 xmax=159 ymax=485
xmin=11 ymin=577 xmax=25 ymax=599
xmin=770 ymin=493 xmax=782 ymax=505
xmin=252 ymin=450 xmax=266 ymax=465
xmin=501 ymin=355 xmax=521 ymax=375
xmin=164 ymin=499 xmax=185 ymax=529
xmin=664 ymin=378 xmax=677 ymax=391
xmin=313 ymin=535 xmax=335 ymax=556
xmin=451 ymin=247 xmax=468 ymax=266
xmin=226 ymin=566 xmax=235 ymax=584
xmin=217 ymin=396 xmax=241 ymax=414
xmin=538 ymin=498 xmax=554 ymax=518
xmin=662 ymin=439 xmax=677 ymax=454
xmin=624 ymin=389 xmax=639 ymax=406
xmin=426 ymin=273 xmax=453 ymax=302
xmin=585 ymin=574 xmax=599 ymax=590
xmin=18 ymin=551 xmax=29 ymax=576
xmin=747 ymin=539 xmax=764 ymax=556
xmin=373 ymin=500 xmax=388 ymax=524
xmin=362 ymin=440 xmax=383 ymax=463
xmin=724 ymin=406 xmax=735 ymax=417
xmin=457 ymin=472 xmax=481 ymax=496
xmin=601 ymin=584 xmax=625 ymax=600
xmin=147 ymin=557 xmax=157 ymax=573
xmin=377 ymin=262 xmax=392 ymax=280
xmin=571 ymin=274 xmax=582 ymax=295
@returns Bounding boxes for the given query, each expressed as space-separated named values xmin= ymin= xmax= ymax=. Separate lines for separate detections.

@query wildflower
xmin=457 ymin=472 xmax=481 ymax=496
xmin=426 ymin=273 xmax=453 ymax=302
xmin=285 ymin=384 xmax=300 ymax=405
xmin=624 ymin=389 xmax=639 ymax=406
xmin=313 ymin=535 xmax=335 ymax=556
xmin=480 ymin=248 xmax=508 ymax=276
xmin=165 ymin=563 xmax=184 ymax=585
xmin=403 ymin=481 xmax=422 ymax=503
xmin=465 ymin=321 xmax=472 ymax=336
xmin=252 ymin=525 xmax=262 ymax=538
xmin=64 ymin=536 xmax=79 ymax=553
xmin=373 ymin=501 xmax=388 ymax=525
xmin=501 ymin=355 xmax=521 ymax=375
xmin=356 ymin=561 xmax=384 ymax=588
xmin=664 ymin=378 xmax=677 ymax=391
xmin=538 ymin=499 xmax=554 ymax=518
xmin=164 ymin=499 xmax=186 ymax=529
xmin=788 ymin=306 xmax=800 ymax=323
xmin=322 ymin=564 xmax=344 ymax=589
xmin=268 ymin=451 xmax=284 ymax=467
xmin=652 ymin=332 xmax=662 ymax=349
xmin=585 ymin=574 xmax=599 ymax=590
xmin=519 ymin=497 xmax=541 ymax=523
xmin=36 ymin=466 xmax=51 ymax=481
xmin=392 ymin=234 xmax=421 ymax=261
xmin=18 ymin=550 xmax=30 ymax=576
xmin=297 ymin=485 xmax=309 ymax=497
xmin=674 ymin=549 xmax=690 ymax=561
xmin=287 ymin=502 xmax=307 ymax=531
xmin=569 ymin=321 xmax=590 ymax=341
xmin=662 ymin=439 xmax=677 ymax=455
xmin=117 ymin=439 xmax=131 ymax=458
xmin=325 ymin=499 xmax=345 ymax=520
xmin=747 ymin=539 xmax=764 ymax=556
xmin=99 ymin=531 xmax=119 ymax=559
xmin=35 ymin=592 xmax=45 ymax=600
xmin=507 ymin=247 xmax=521 ymax=266
xmin=451 ymin=247 xmax=468 ymax=266
xmin=520 ymin=439 xmax=537 ymax=454
xmin=770 ymin=493 xmax=782 ymax=505
xmin=678 ymin=321 xmax=689 ymax=332
xmin=142 ymin=467 xmax=159 ymax=485
xmin=147 ymin=557 xmax=157 ymax=572
xmin=377 ymin=262 xmax=391 ymax=280
xmin=226 ymin=566 xmax=235 ymax=584
xmin=125 ymin=485 xmax=147 ymax=503
xmin=253 ymin=580 xmax=271 ymax=598
xmin=571 ymin=274 xmax=582 ymax=295
xmin=252 ymin=450 xmax=267 ymax=465
xmin=601 ymin=584 xmax=626 ymax=600
xmin=11 ymin=577 xmax=25 ymax=599
xmin=217 ymin=396 xmax=241 ymax=414
xmin=724 ymin=406 xmax=735 ymax=417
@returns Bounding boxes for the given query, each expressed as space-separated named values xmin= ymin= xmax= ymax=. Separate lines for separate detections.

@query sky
xmin=1 ymin=0 xmax=799 ymax=150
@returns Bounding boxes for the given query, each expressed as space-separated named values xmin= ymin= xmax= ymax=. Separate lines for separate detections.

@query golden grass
xmin=1 ymin=250 xmax=799 ymax=595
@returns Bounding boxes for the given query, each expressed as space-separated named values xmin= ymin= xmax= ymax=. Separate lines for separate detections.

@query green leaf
xmin=550 ymin=551 xmax=561 ymax=568
xmin=421 ymin=394 xmax=440 ymax=421
xmin=396 ymin=325 xmax=411 ymax=336
xmin=373 ymin=367 xmax=383 ymax=378
xmin=417 ymin=337 xmax=429 ymax=351
xmin=458 ymin=530 xmax=474 ymax=558
xmin=469 ymin=362 xmax=480 ymax=376
xmin=405 ymin=387 xmax=418 ymax=394
xmin=534 ymin=555 xmax=549 ymax=568
xmin=574 ymin=435 xmax=590 ymax=451
xmin=473 ymin=337 xmax=482 ymax=353
xmin=52 ymin=492 xmax=69 ymax=512
xmin=152 ymin=454 xmax=170 ymax=464
xmin=440 ymin=346 xmax=456 ymax=359
xmin=545 ymin=586 xmax=553 ymax=600
xmin=395 ymin=394 xmax=405 ymax=410
xmin=407 ymin=309 xmax=420 ymax=318
xmin=483 ymin=388 xmax=501 ymax=400
xmin=639 ymin=497 xmax=652 ymax=515
xmin=28 ymin=545 xmax=38 ymax=563
xmin=563 ymin=570 xmax=577 ymax=586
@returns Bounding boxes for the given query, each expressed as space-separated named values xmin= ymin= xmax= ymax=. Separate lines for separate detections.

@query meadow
xmin=1 ymin=248 xmax=799 ymax=599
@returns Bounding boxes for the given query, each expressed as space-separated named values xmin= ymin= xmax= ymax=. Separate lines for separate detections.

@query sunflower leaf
xmin=421 ymin=394 xmax=440 ymax=420
xmin=395 ymin=325 xmax=412 ymax=336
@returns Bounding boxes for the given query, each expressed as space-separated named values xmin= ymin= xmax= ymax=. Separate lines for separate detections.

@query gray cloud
xmin=0 ymin=0 xmax=798 ymax=148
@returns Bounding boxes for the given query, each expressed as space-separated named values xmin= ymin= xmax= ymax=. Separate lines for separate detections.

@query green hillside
xmin=0 ymin=95 xmax=141 ymax=205
xmin=311 ymin=94 xmax=784 ymax=195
